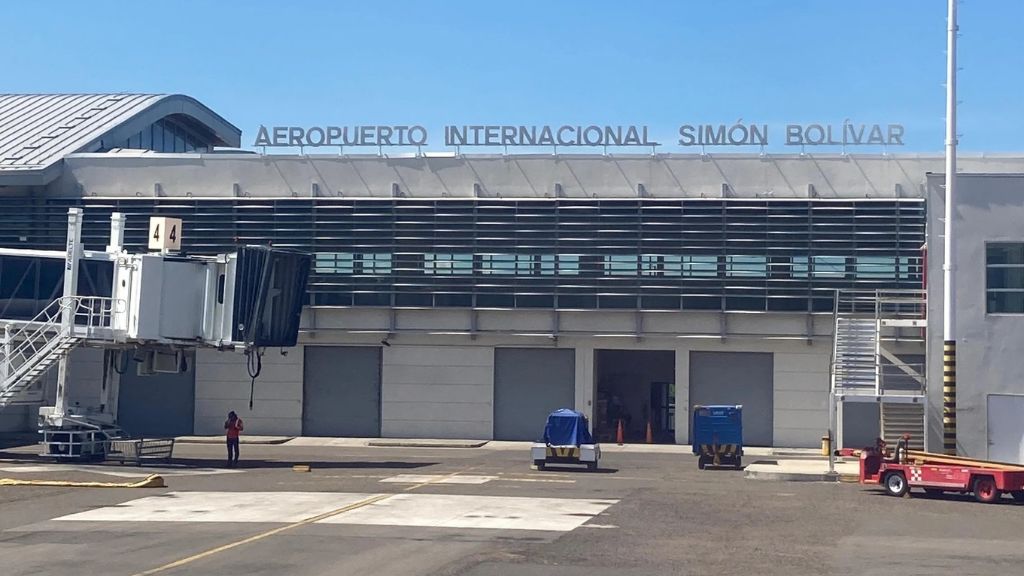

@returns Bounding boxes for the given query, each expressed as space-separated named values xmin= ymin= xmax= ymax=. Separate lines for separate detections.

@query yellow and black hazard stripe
xmin=699 ymin=443 xmax=739 ymax=465
xmin=943 ymin=340 xmax=957 ymax=455
xmin=546 ymin=446 xmax=581 ymax=459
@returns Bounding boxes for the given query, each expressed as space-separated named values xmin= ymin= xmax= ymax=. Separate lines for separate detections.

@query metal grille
xmin=0 ymin=197 xmax=924 ymax=313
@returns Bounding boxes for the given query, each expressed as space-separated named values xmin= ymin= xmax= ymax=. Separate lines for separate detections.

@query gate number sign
xmin=148 ymin=217 xmax=182 ymax=251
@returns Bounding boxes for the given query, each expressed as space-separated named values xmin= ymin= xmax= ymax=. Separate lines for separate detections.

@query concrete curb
xmin=744 ymin=469 xmax=845 ymax=482
xmin=175 ymin=436 xmax=294 ymax=445
xmin=367 ymin=440 xmax=488 ymax=448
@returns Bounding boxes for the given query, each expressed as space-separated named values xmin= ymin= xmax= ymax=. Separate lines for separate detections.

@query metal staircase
xmin=882 ymin=403 xmax=925 ymax=450
xmin=0 ymin=296 xmax=119 ymax=407
xmin=831 ymin=316 xmax=880 ymax=395
xmin=829 ymin=290 xmax=927 ymax=450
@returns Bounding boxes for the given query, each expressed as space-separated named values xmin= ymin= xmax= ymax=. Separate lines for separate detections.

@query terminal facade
xmin=2 ymin=93 xmax=1023 ymax=453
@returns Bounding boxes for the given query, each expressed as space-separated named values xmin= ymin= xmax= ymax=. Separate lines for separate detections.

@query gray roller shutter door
xmin=688 ymin=351 xmax=773 ymax=446
xmin=494 ymin=348 xmax=575 ymax=441
xmin=117 ymin=352 xmax=196 ymax=437
xmin=303 ymin=346 xmax=381 ymax=437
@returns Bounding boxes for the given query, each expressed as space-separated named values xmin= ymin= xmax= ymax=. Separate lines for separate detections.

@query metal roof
xmin=0 ymin=93 xmax=241 ymax=186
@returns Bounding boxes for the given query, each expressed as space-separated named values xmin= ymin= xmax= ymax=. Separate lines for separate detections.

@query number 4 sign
xmin=148 ymin=216 xmax=183 ymax=251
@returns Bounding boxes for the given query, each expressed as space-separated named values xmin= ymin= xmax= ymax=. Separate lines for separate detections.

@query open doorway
xmin=594 ymin=349 xmax=675 ymax=443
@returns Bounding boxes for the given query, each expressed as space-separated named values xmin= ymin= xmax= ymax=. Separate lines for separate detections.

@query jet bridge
xmin=0 ymin=208 xmax=311 ymax=459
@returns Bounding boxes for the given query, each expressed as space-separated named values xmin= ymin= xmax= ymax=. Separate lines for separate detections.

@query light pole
xmin=942 ymin=0 xmax=958 ymax=456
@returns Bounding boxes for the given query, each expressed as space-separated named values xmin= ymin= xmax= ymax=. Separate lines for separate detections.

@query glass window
xmin=153 ymin=122 xmax=165 ymax=151
xmin=314 ymin=252 xmax=353 ymax=274
xmin=424 ymin=253 xmax=472 ymax=275
xmin=682 ymin=255 xmax=718 ymax=277
xmin=357 ymin=253 xmax=391 ymax=274
xmin=480 ymin=254 xmax=516 ymax=274
xmin=173 ymin=127 xmax=185 ymax=152
xmin=987 ymin=243 xmax=1024 ymax=313
xmin=813 ymin=256 xmax=846 ymax=278
xmin=557 ymin=254 xmax=580 ymax=275
xmin=791 ymin=256 xmax=809 ymax=278
xmin=856 ymin=256 xmax=896 ymax=279
xmin=605 ymin=255 xmax=637 ymax=276
xmin=641 ymin=255 xmax=682 ymax=276
xmin=726 ymin=255 xmax=767 ymax=277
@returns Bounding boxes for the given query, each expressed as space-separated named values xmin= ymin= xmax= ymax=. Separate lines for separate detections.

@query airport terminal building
xmin=2 ymin=93 xmax=1024 ymax=452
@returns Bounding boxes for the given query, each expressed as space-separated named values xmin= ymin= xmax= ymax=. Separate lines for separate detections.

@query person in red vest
xmin=224 ymin=411 xmax=243 ymax=467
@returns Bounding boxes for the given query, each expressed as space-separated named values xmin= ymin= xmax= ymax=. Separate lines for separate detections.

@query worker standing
xmin=224 ymin=411 xmax=243 ymax=467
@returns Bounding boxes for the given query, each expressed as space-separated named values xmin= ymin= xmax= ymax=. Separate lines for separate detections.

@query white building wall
xmin=193 ymin=347 xmax=303 ymax=436
xmin=24 ymin=309 xmax=834 ymax=446
xmin=381 ymin=345 xmax=493 ymax=439
xmin=772 ymin=351 xmax=830 ymax=447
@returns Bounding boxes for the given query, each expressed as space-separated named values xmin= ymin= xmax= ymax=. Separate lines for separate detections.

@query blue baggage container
xmin=691 ymin=404 xmax=743 ymax=469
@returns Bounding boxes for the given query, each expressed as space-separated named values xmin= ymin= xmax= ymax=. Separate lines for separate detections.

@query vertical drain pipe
xmin=942 ymin=0 xmax=958 ymax=455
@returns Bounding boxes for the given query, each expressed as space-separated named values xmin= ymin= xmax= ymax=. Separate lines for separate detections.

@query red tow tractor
xmin=859 ymin=436 xmax=1024 ymax=504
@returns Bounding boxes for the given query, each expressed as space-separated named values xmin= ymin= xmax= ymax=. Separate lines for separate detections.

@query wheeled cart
xmin=860 ymin=437 xmax=1024 ymax=504
xmin=531 ymin=409 xmax=600 ymax=471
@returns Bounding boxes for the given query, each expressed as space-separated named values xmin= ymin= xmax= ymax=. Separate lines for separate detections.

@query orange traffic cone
xmin=616 ymin=419 xmax=624 ymax=445
xmin=646 ymin=420 xmax=653 ymax=444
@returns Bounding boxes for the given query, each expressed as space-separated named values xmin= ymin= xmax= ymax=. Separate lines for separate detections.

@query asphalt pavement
xmin=1 ymin=442 xmax=1023 ymax=576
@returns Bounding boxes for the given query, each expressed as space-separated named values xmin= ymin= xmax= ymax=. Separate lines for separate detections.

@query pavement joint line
xmin=129 ymin=465 xmax=479 ymax=576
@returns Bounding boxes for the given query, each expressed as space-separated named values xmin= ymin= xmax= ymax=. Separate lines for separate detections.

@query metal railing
xmin=830 ymin=288 xmax=927 ymax=397
xmin=0 ymin=297 xmax=123 ymax=401
xmin=1 ymin=296 xmax=121 ymax=367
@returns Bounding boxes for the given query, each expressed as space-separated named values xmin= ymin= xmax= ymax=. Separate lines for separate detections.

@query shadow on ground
xmin=0 ymin=451 xmax=437 ymax=471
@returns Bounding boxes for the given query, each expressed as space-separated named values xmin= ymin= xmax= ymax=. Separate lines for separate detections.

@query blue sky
xmin=3 ymin=1 xmax=1021 ymax=153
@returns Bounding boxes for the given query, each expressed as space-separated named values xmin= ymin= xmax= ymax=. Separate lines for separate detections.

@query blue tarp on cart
xmin=542 ymin=409 xmax=594 ymax=445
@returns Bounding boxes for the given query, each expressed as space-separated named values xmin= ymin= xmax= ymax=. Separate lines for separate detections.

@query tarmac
xmin=178 ymin=436 xmax=848 ymax=481
xmin=2 ymin=441 xmax=1022 ymax=576
xmin=179 ymin=435 xmax=824 ymax=456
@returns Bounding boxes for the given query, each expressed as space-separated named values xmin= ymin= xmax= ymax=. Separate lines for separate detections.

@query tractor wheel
xmin=1010 ymin=490 xmax=1024 ymax=503
xmin=884 ymin=471 xmax=909 ymax=497
xmin=697 ymin=456 xmax=707 ymax=470
xmin=734 ymin=456 xmax=743 ymax=470
xmin=534 ymin=460 xmax=546 ymax=471
xmin=973 ymin=476 xmax=1001 ymax=504
xmin=587 ymin=461 xmax=598 ymax=472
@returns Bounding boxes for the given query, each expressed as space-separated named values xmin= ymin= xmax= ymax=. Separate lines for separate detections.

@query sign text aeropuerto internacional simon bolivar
xmin=253 ymin=122 xmax=905 ymax=149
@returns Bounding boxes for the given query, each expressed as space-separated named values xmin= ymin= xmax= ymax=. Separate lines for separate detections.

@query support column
xmin=54 ymin=208 xmax=83 ymax=420
xmin=943 ymin=341 xmax=957 ymax=454
xmin=941 ymin=0 xmax=958 ymax=456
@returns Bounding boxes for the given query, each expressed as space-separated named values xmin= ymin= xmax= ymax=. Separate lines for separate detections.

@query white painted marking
xmin=320 ymin=493 xmax=618 ymax=532
xmin=380 ymin=474 xmax=498 ymax=485
xmin=55 ymin=492 xmax=379 ymax=523
xmin=499 ymin=477 xmax=576 ymax=484
xmin=0 ymin=464 xmax=240 ymax=478
xmin=51 ymin=491 xmax=619 ymax=533
xmin=582 ymin=524 xmax=618 ymax=529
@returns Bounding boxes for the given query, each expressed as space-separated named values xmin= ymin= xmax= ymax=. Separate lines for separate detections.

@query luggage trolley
xmin=531 ymin=409 xmax=601 ymax=471
xmin=692 ymin=404 xmax=743 ymax=469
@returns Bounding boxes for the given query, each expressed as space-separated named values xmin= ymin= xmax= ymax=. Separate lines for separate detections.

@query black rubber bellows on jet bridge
xmin=232 ymin=246 xmax=311 ymax=348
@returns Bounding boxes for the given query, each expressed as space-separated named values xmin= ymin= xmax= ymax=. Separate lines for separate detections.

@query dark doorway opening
xmin=594 ymin=349 xmax=675 ymax=443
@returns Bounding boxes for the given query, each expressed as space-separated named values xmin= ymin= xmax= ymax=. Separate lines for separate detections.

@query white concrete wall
xmin=927 ymin=174 xmax=1024 ymax=457
xmin=20 ymin=307 xmax=836 ymax=446
xmin=381 ymin=345 xmax=493 ymax=439
xmin=193 ymin=347 xmax=303 ymax=436
xmin=566 ymin=335 xmax=830 ymax=448
xmin=772 ymin=350 xmax=830 ymax=447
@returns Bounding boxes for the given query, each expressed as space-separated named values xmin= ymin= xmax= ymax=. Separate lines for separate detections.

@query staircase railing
xmin=0 ymin=296 xmax=122 ymax=402
xmin=831 ymin=288 xmax=927 ymax=397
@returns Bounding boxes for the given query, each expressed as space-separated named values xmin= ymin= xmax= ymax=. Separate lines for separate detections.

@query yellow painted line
xmin=130 ymin=466 xmax=478 ymax=576
xmin=129 ymin=493 xmax=390 ymax=576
